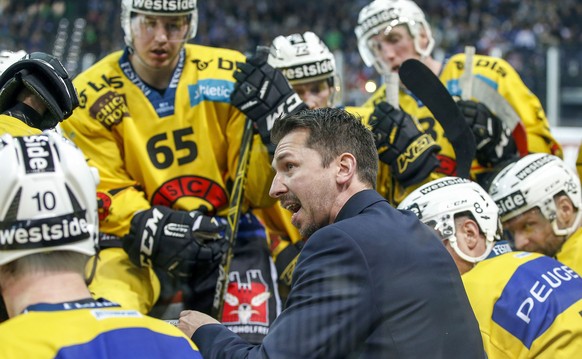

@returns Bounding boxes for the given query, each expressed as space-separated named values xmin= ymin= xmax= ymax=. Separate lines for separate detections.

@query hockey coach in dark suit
xmin=178 ymin=108 xmax=485 ymax=358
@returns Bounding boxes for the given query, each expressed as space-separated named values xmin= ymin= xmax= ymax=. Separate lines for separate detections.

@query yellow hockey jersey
xmin=61 ymin=45 xmax=277 ymax=312
xmin=555 ymin=227 xmax=582 ymax=277
xmin=363 ymin=54 xmax=562 ymax=204
xmin=63 ymin=45 xmax=275 ymax=237
xmin=462 ymin=246 xmax=582 ymax=358
xmin=0 ymin=298 xmax=201 ymax=358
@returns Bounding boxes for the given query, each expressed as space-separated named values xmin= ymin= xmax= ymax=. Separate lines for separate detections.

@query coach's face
xmin=270 ymin=128 xmax=337 ymax=238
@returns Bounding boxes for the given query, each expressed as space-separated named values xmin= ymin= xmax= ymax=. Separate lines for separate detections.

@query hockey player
xmin=0 ymin=50 xmax=77 ymax=136
xmin=399 ymin=176 xmax=582 ymax=358
xmin=489 ymin=153 xmax=582 ymax=275
xmin=0 ymin=50 xmax=80 ymax=323
xmin=267 ymin=31 xmax=339 ymax=110
xmin=0 ymin=132 xmax=201 ymax=357
xmin=355 ymin=0 xmax=562 ymax=190
xmin=60 ymin=0 xmax=280 ymax=340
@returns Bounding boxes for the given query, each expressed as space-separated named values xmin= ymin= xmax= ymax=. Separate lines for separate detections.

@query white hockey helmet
xmin=0 ymin=133 xmax=100 ymax=266
xmin=489 ymin=153 xmax=582 ymax=237
xmin=398 ymin=177 xmax=501 ymax=263
xmin=121 ymin=0 xmax=198 ymax=48
xmin=355 ymin=0 xmax=434 ymax=73
xmin=268 ymin=32 xmax=337 ymax=86
xmin=0 ymin=50 xmax=27 ymax=74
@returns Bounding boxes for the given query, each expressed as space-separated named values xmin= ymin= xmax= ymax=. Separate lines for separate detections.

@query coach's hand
xmin=230 ymin=47 xmax=307 ymax=148
xmin=369 ymin=101 xmax=441 ymax=187
xmin=123 ymin=206 xmax=227 ymax=279
xmin=457 ymin=100 xmax=517 ymax=167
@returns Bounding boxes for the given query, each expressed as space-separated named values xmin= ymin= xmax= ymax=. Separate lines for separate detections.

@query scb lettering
xmin=516 ymin=265 xmax=579 ymax=324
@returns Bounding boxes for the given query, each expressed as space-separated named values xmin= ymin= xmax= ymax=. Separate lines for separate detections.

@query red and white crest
xmin=222 ymin=269 xmax=270 ymax=325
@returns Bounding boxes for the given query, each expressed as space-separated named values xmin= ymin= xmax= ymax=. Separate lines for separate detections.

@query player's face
xmin=270 ymin=128 xmax=337 ymax=239
xmin=369 ymin=24 xmax=418 ymax=73
xmin=130 ymin=14 xmax=189 ymax=69
xmin=292 ymin=80 xmax=333 ymax=109
xmin=503 ymin=207 xmax=563 ymax=256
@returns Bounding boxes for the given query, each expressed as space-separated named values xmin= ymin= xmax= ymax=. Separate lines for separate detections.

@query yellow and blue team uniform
xmin=0 ymin=298 xmax=201 ymax=358
xmin=364 ymin=54 xmax=562 ymax=205
xmin=462 ymin=242 xmax=582 ymax=358
xmin=61 ymin=44 xmax=277 ymax=313
xmin=555 ymin=227 xmax=582 ymax=277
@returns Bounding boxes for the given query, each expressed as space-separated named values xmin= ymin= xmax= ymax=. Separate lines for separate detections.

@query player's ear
xmin=459 ymin=218 xmax=480 ymax=251
xmin=555 ymin=194 xmax=575 ymax=227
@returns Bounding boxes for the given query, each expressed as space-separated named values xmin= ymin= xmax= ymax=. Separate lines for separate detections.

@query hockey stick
xmin=210 ymin=46 xmax=273 ymax=319
xmin=399 ymin=59 xmax=476 ymax=179
xmin=384 ymin=72 xmax=400 ymax=109
xmin=460 ymin=46 xmax=475 ymax=101
xmin=210 ymin=116 xmax=254 ymax=320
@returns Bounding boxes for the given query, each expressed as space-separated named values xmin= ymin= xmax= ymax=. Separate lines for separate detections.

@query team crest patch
xmin=222 ymin=269 xmax=270 ymax=335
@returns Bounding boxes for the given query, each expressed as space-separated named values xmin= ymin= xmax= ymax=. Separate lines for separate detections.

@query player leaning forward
xmin=0 ymin=133 xmax=201 ymax=357
xmin=61 ymin=0 xmax=277 ymax=318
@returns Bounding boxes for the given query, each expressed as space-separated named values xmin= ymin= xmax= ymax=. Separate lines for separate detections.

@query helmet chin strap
xmin=448 ymin=234 xmax=495 ymax=264
xmin=551 ymin=209 xmax=582 ymax=238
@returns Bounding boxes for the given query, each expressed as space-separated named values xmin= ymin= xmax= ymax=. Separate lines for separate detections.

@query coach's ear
xmin=0 ymin=52 xmax=79 ymax=130
xmin=336 ymin=152 xmax=357 ymax=185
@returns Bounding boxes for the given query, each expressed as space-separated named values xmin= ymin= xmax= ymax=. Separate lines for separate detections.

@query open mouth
xmin=283 ymin=202 xmax=301 ymax=214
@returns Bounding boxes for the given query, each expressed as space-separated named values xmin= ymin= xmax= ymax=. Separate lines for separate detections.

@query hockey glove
xmin=123 ymin=206 xmax=228 ymax=279
xmin=0 ymin=52 xmax=78 ymax=130
xmin=369 ymin=101 xmax=441 ymax=187
xmin=457 ymin=100 xmax=517 ymax=167
xmin=230 ymin=47 xmax=307 ymax=147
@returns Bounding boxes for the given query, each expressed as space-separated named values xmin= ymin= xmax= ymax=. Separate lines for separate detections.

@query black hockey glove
xmin=0 ymin=52 xmax=78 ymax=130
xmin=123 ymin=206 xmax=228 ymax=279
xmin=230 ymin=47 xmax=307 ymax=147
xmin=457 ymin=100 xmax=517 ymax=167
xmin=369 ymin=101 xmax=441 ymax=187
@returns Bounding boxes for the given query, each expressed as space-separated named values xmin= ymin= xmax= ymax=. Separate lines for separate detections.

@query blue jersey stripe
xmin=55 ymin=327 xmax=202 ymax=358
xmin=492 ymin=256 xmax=582 ymax=348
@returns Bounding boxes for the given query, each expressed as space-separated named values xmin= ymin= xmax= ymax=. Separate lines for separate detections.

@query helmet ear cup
xmin=0 ymin=133 xmax=99 ymax=266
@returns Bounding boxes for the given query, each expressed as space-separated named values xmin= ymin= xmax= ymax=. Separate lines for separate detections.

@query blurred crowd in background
xmin=1 ymin=0 xmax=581 ymax=115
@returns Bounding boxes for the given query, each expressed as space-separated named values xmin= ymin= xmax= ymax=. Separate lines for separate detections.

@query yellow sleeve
xmin=0 ymin=115 xmax=43 ymax=136
xmin=86 ymin=248 xmax=160 ymax=314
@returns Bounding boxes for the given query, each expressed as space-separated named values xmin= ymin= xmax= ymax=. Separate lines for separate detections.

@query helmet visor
xmin=130 ymin=14 xmax=190 ymax=43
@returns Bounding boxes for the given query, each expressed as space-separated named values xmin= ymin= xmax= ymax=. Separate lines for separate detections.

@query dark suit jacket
xmin=193 ymin=190 xmax=485 ymax=358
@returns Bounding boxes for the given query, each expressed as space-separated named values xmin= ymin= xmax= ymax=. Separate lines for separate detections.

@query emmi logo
xmin=496 ymin=190 xmax=527 ymax=217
